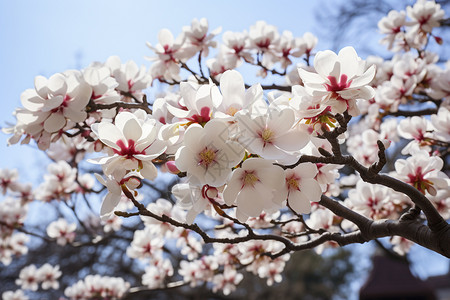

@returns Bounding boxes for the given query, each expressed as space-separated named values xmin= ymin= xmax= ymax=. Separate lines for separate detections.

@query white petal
xmin=97 ymin=122 xmax=124 ymax=150
xmin=338 ymin=46 xmax=359 ymax=78
xmin=288 ymin=190 xmax=311 ymax=214
xmin=236 ymin=187 xmax=263 ymax=217
xmin=299 ymin=178 xmax=322 ymax=202
xmin=221 ymin=70 xmax=245 ymax=105
xmin=123 ymin=117 xmax=142 ymax=142
xmin=314 ymin=50 xmax=338 ymax=77
xmin=140 ymin=161 xmax=158 ymax=180
xmin=350 ymin=65 xmax=376 ymax=87
xmin=100 ymin=193 xmax=121 ymax=220
xmin=48 ymin=73 xmax=67 ymax=95
xmin=44 ymin=113 xmax=66 ymax=132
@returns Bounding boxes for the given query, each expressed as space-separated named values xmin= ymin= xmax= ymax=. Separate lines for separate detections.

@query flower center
xmin=325 ymin=74 xmax=352 ymax=92
xmin=114 ymin=139 xmax=144 ymax=159
xmin=226 ymin=106 xmax=239 ymax=116
xmin=187 ymin=107 xmax=211 ymax=126
xmin=242 ymin=171 xmax=259 ymax=188
xmin=407 ymin=166 xmax=435 ymax=194
xmin=198 ymin=147 xmax=217 ymax=168
xmin=286 ymin=176 xmax=300 ymax=191
xmin=259 ymin=128 xmax=274 ymax=145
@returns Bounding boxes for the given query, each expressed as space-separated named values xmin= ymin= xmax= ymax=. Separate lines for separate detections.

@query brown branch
xmin=86 ymin=100 xmax=152 ymax=114
xmin=386 ymin=108 xmax=438 ymax=117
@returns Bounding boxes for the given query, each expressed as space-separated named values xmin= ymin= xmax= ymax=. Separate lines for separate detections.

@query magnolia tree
xmin=2 ymin=0 xmax=450 ymax=299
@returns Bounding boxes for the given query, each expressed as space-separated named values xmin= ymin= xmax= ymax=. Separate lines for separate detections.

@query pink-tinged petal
xmin=350 ymin=65 xmax=376 ymax=87
xmin=100 ymin=192 xmax=121 ymax=220
xmin=221 ymin=70 xmax=245 ymax=105
xmin=288 ymin=190 xmax=311 ymax=214
xmin=97 ymin=122 xmax=124 ymax=150
xmin=122 ymin=118 xmax=142 ymax=142
xmin=314 ymin=50 xmax=338 ymax=77
xmin=236 ymin=187 xmax=263 ymax=217
xmin=299 ymin=178 xmax=322 ymax=202
xmin=273 ymin=127 xmax=309 ymax=152
xmin=140 ymin=161 xmax=158 ymax=180
xmin=41 ymin=95 xmax=64 ymax=112
xmin=338 ymin=46 xmax=359 ymax=78
xmin=43 ymin=113 xmax=66 ymax=133
xmin=48 ymin=73 xmax=67 ymax=95
xmin=158 ymin=28 xmax=174 ymax=47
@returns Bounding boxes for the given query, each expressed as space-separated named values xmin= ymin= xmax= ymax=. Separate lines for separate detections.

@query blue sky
xmin=0 ymin=0 xmax=448 ymax=295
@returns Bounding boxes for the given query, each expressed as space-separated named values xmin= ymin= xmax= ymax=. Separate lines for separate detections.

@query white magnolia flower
xmin=183 ymin=18 xmax=221 ymax=57
xmin=279 ymin=163 xmax=322 ymax=214
xmin=346 ymin=181 xmax=396 ymax=220
xmin=175 ymin=119 xmax=244 ymax=187
xmin=222 ymin=30 xmax=253 ymax=64
xmin=298 ymin=46 xmax=376 ymax=116
xmin=394 ymin=150 xmax=448 ymax=196
xmin=142 ymin=259 xmax=174 ymax=289
xmin=95 ymin=170 xmax=142 ymax=221
xmin=126 ymin=227 xmax=164 ymax=261
xmin=398 ymin=116 xmax=434 ymax=155
xmin=223 ymin=158 xmax=285 ymax=222
xmin=378 ymin=10 xmax=406 ymax=50
xmin=236 ymin=106 xmax=309 ymax=163
xmin=406 ymin=0 xmax=445 ymax=34
xmin=212 ymin=266 xmax=243 ymax=295
xmin=20 ymin=72 xmax=92 ymax=133
xmin=37 ymin=263 xmax=61 ymax=290
xmin=105 ymin=56 xmax=152 ymax=101
xmin=90 ymin=110 xmax=166 ymax=180
xmin=146 ymin=29 xmax=186 ymax=81
xmin=46 ymin=218 xmax=76 ymax=246
xmin=15 ymin=265 xmax=39 ymax=291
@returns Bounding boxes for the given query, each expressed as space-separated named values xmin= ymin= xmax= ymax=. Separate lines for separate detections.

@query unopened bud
xmin=434 ymin=36 xmax=443 ymax=45
xmin=165 ymin=161 xmax=180 ymax=174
